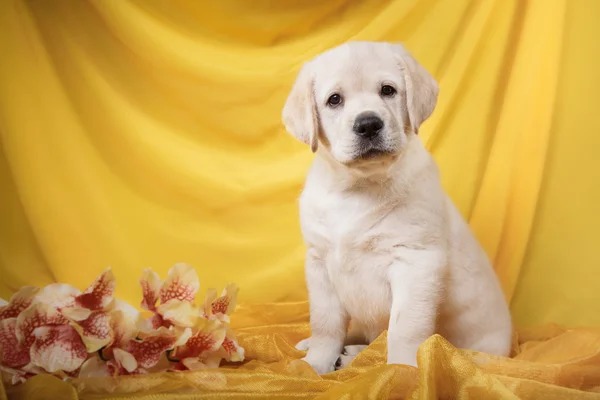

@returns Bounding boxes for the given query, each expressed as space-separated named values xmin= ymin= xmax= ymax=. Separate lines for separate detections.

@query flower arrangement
xmin=0 ymin=263 xmax=244 ymax=385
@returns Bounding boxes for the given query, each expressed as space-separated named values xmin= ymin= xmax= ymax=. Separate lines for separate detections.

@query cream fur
xmin=282 ymin=41 xmax=512 ymax=374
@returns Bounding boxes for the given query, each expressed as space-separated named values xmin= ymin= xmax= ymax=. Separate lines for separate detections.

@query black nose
xmin=353 ymin=112 xmax=384 ymax=139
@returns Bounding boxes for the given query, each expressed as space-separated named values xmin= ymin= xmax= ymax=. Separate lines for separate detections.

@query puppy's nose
xmin=353 ymin=112 xmax=384 ymax=139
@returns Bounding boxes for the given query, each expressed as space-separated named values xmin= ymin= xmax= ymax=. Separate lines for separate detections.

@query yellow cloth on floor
xmin=3 ymin=302 xmax=600 ymax=399
xmin=2 ymin=0 xmax=600 ymax=399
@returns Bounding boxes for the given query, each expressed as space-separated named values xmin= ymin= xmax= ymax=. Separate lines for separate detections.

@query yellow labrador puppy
xmin=282 ymin=41 xmax=512 ymax=374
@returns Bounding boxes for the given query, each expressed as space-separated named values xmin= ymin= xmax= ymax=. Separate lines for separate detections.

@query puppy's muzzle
xmin=353 ymin=112 xmax=384 ymax=140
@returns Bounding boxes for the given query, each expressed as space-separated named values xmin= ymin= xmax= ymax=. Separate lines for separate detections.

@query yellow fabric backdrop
xmin=2 ymin=0 xmax=600 ymax=398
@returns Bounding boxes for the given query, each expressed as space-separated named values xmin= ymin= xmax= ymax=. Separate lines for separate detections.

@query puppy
xmin=282 ymin=41 xmax=512 ymax=375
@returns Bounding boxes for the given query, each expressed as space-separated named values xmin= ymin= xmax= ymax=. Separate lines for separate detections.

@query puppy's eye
xmin=381 ymin=85 xmax=396 ymax=97
xmin=327 ymin=93 xmax=342 ymax=107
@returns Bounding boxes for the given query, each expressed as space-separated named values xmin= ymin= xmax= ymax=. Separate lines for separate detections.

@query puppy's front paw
xmin=295 ymin=337 xmax=311 ymax=351
xmin=302 ymin=355 xmax=335 ymax=375
xmin=334 ymin=344 xmax=368 ymax=370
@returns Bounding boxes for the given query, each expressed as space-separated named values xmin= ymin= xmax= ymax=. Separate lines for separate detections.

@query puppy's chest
xmin=302 ymin=194 xmax=396 ymax=321
xmin=302 ymin=195 xmax=397 ymax=273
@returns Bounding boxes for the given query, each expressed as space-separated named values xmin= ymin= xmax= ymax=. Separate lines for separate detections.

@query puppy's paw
xmin=343 ymin=344 xmax=367 ymax=356
xmin=302 ymin=355 xmax=335 ymax=375
xmin=295 ymin=337 xmax=311 ymax=351
xmin=335 ymin=354 xmax=354 ymax=370
xmin=334 ymin=345 xmax=367 ymax=370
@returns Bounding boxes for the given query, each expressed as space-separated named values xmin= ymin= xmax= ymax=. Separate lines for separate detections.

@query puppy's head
xmin=282 ymin=41 xmax=438 ymax=168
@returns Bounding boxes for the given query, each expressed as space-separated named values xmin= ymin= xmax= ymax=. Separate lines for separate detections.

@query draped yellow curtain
xmin=2 ymin=0 xmax=600 ymax=399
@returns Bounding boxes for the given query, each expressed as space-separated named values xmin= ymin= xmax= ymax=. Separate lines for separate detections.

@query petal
xmin=220 ymin=328 xmax=245 ymax=363
xmin=180 ymin=357 xmax=210 ymax=371
xmin=179 ymin=352 xmax=223 ymax=370
xmin=78 ymin=356 xmax=112 ymax=378
xmin=113 ymin=348 xmax=138 ymax=373
xmin=201 ymin=352 xmax=224 ymax=368
xmin=0 ymin=318 xmax=30 ymax=368
xmin=106 ymin=358 xmax=148 ymax=376
xmin=202 ymin=288 xmax=217 ymax=318
xmin=211 ymin=283 xmax=239 ymax=317
xmin=71 ymin=311 xmax=112 ymax=352
xmin=136 ymin=313 xmax=165 ymax=332
xmin=125 ymin=328 xmax=178 ymax=369
xmin=34 ymin=283 xmax=80 ymax=310
xmin=159 ymin=263 xmax=200 ymax=304
xmin=30 ymin=324 xmax=88 ymax=373
xmin=61 ymin=307 xmax=92 ymax=322
xmin=100 ymin=302 xmax=141 ymax=360
xmin=0 ymin=286 xmax=39 ymax=320
xmin=109 ymin=302 xmax=140 ymax=348
xmin=75 ymin=268 xmax=116 ymax=311
xmin=157 ymin=299 xmax=202 ymax=327
xmin=139 ymin=268 xmax=162 ymax=311
xmin=113 ymin=299 xmax=140 ymax=323
xmin=16 ymin=303 xmax=69 ymax=347
xmin=173 ymin=319 xmax=226 ymax=360
xmin=174 ymin=327 xmax=193 ymax=347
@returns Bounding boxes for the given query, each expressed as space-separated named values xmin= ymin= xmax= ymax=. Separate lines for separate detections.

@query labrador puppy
xmin=282 ymin=41 xmax=512 ymax=374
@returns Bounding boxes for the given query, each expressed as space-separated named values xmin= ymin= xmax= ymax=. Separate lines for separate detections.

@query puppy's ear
xmin=282 ymin=62 xmax=319 ymax=152
xmin=394 ymin=45 xmax=439 ymax=134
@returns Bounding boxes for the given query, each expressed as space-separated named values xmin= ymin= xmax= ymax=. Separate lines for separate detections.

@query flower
xmin=102 ymin=328 xmax=183 ymax=376
xmin=29 ymin=324 xmax=88 ymax=373
xmin=8 ymin=302 xmax=88 ymax=374
xmin=168 ymin=318 xmax=226 ymax=370
xmin=0 ymin=287 xmax=39 ymax=320
xmin=220 ymin=327 xmax=245 ymax=363
xmin=201 ymin=284 xmax=244 ymax=364
xmin=101 ymin=299 xmax=140 ymax=358
xmin=0 ymin=287 xmax=41 ymax=372
xmin=203 ymin=283 xmax=239 ymax=323
xmin=0 ymin=264 xmax=244 ymax=385
xmin=94 ymin=264 xmax=228 ymax=376
xmin=35 ymin=267 xmax=116 ymax=320
xmin=0 ymin=269 xmax=117 ymax=382
xmin=36 ymin=268 xmax=117 ymax=353
xmin=139 ymin=264 xmax=202 ymax=330
xmin=0 ymin=318 xmax=30 ymax=369
xmin=137 ymin=265 xmax=245 ymax=371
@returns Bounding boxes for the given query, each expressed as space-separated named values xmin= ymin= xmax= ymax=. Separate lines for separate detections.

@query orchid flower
xmin=0 ymin=264 xmax=244 ymax=385
xmin=139 ymin=263 xmax=202 ymax=330
xmin=168 ymin=318 xmax=226 ymax=370
xmin=0 ymin=269 xmax=116 ymax=381
xmin=220 ymin=327 xmax=245 ymax=363
xmin=0 ymin=287 xmax=41 ymax=371
xmin=203 ymin=283 xmax=239 ymax=323
xmin=33 ymin=268 xmax=117 ymax=353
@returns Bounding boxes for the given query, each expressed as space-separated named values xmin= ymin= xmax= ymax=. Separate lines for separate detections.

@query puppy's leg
xmin=387 ymin=249 xmax=445 ymax=367
xmin=302 ymin=251 xmax=348 ymax=375
xmin=297 ymin=320 xmax=367 ymax=350
xmin=295 ymin=338 xmax=311 ymax=351
xmin=335 ymin=344 xmax=368 ymax=370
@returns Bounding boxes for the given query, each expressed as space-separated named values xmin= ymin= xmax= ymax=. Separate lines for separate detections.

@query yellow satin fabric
xmin=4 ymin=303 xmax=600 ymax=399
xmin=2 ymin=0 xmax=600 ymax=397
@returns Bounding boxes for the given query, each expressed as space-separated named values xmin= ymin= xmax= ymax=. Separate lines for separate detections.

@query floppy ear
xmin=394 ymin=45 xmax=439 ymax=134
xmin=282 ymin=62 xmax=319 ymax=152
